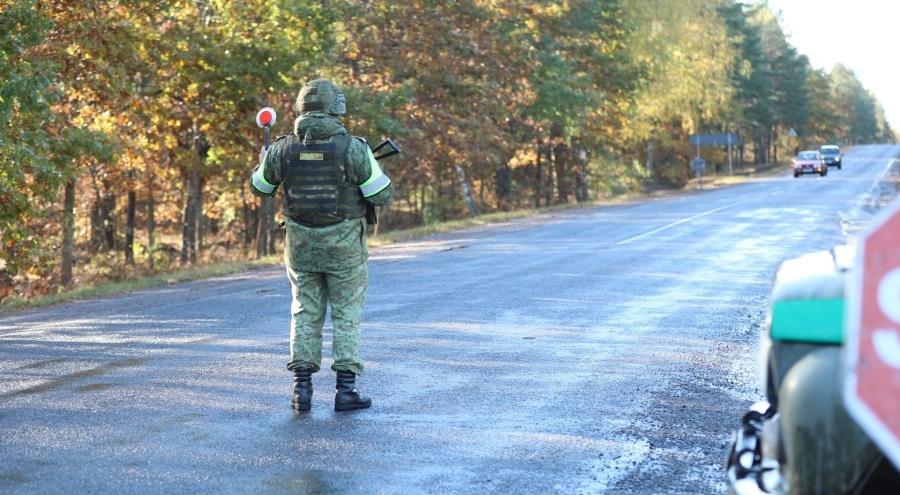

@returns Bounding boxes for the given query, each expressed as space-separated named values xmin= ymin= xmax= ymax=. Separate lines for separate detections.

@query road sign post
xmin=689 ymin=133 xmax=741 ymax=180
xmin=690 ymin=157 xmax=706 ymax=190
xmin=845 ymin=197 xmax=900 ymax=469
xmin=727 ymin=133 xmax=733 ymax=176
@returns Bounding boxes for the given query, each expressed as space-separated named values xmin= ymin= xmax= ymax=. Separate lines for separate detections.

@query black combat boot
xmin=291 ymin=368 xmax=313 ymax=412
xmin=334 ymin=371 xmax=371 ymax=412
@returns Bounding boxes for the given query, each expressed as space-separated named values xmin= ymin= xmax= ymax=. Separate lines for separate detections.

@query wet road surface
xmin=1 ymin=145 xmax=898 ymax=494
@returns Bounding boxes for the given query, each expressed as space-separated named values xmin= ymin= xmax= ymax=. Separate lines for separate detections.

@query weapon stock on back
xmin=365 ymin=139 xmax=400 ymax=227
xmin=372 ymin=139 xmax=401 ymax=161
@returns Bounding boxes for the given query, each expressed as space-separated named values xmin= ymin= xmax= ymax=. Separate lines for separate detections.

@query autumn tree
xmin=624 ymin=0 xmax=736 ymax=182
xmin=1 ymin=0 xmax=894 ymax=300
xmin=0 ymin=1 xmax=58 ymax=288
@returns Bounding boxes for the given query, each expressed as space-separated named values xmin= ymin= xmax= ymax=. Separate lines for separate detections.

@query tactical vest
xmin=281 ymin=133 xmax=367 ymax=226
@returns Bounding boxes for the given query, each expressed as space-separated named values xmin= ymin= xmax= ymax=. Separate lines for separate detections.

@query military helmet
xmin=295 ymin=79 xmax=347 ymax=116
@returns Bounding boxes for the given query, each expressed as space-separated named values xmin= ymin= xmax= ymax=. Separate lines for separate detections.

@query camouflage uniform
xmin=249 ymin=80 xmax=393 ymax=409
xmin=284 ymin=220 xmax=368 ymax=374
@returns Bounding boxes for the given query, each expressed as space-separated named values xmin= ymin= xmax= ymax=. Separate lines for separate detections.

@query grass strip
xmin=1 ymin=163 xmax=784 ymax=314
xmin=0 ymin=255 xmax=281 ymax=314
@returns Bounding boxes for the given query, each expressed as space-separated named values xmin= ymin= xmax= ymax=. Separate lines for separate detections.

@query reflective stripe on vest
xmin=359 ymin=148 xmax=391 ymax=197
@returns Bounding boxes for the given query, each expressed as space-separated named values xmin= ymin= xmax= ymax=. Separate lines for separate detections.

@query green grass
xmin=1 ymin=162 xmax=782 ymax=314
xmin=0 ymin=202 xmax=623 ymax=315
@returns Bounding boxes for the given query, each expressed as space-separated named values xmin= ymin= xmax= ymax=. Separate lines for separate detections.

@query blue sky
xmin=767 ymin=0 xmax=899 ymax=129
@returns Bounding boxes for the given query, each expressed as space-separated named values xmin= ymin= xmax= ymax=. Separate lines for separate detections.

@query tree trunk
xmin=181 ymin=169 xmax=201 ymax=264
xmin=417 ymin=183 xmax=424 ymax=222
xmin=413 ymin=183 xmax=421 ymax=221
xmin=534 ymin=141 xmax=543 ymax=208
xmin=182 ymin=131 xmax=209 ymax=264
xmin=755 ymin=132 xmax=766 ymax=165
xmin=102 ymin=194 xmax=116 ymax=250
xmin=544 ymin=143 xmax=554 ymax=206
xmin=125 ymin=180 xmax=136 ymax=265
xmin=575 ymin=170 xmax=588 ymax=202
xmin=96 ymin=178 xmax=116 ymax=252
xmin=241 ymin=181 xmax=251 ymax=256
xmin=772 ymin=127 xmax=778 ymax=163
xmin=147 ymin=172 xmax=156 ymax=269
xmin=575 ymin=147 xmax=589 ymax=203
xmin=551 ymin=123 xmax=567 ymax=204
xmin=455 ymin=164 xmax=479 ymax=216
xmin=61 ymin=179 xmax=76 ymax=286
xmin=90 ymin=201 xmax=101 ymax=250
xmin=88 ymin=167 xmax=102 ymax=250
xmin=554 ymin=142 xmax=569 ymax=204
xmin=478 ymin=168 xmax=485 ymax=208
xmin=380 ymin=202 xmax=393 ymax=230
xmin=267 ymin=206 xmax=278 ymax=255
xmin=495 ymin=165 xmax=510 ymax=209
xmin=197 ymin=176 xmax=205 ymax=255
xmin=256 ymin=197 xmax=272 ymax=259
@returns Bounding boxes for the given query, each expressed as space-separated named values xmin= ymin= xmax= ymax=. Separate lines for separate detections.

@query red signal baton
xmin=255 ymin=107 xmax=277 ymax=150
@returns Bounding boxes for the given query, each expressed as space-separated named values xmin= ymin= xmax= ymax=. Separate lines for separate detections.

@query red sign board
xmin=845 ymin=196 xmax=900 ymax=469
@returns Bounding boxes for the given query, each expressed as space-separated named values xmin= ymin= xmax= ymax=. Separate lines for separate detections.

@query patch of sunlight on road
xmin=369 ymin=238 xmax=473 ymax=262
xmin=565 ymin=436 xmax=651 ymax=493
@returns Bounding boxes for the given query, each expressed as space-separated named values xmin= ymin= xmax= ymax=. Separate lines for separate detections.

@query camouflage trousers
xmin=285 ymin=262 xmax=368 ymax=375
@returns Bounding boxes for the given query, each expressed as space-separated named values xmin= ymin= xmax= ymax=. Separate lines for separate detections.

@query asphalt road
xmin=1 ymin=145 xmax=898 ymax=495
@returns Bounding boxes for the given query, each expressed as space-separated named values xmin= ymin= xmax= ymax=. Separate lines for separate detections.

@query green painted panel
xmin=770 ymin=298 xmax=844 ymax=344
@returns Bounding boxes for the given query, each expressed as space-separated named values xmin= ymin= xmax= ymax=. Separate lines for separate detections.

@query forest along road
xmin=1 ymin=145 xmax=898 ymax=495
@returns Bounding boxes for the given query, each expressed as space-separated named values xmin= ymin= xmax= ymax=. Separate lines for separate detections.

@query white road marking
xmin=617 ymin=194 xmax=775 ymax=245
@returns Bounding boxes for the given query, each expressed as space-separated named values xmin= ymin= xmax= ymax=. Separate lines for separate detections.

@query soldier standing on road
xmin=249 ymin=79 xmax=394 ymax=412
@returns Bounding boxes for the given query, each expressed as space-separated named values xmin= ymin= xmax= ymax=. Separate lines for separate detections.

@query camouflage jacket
xmin=250 ymin=113 xmax=394 ymax=271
